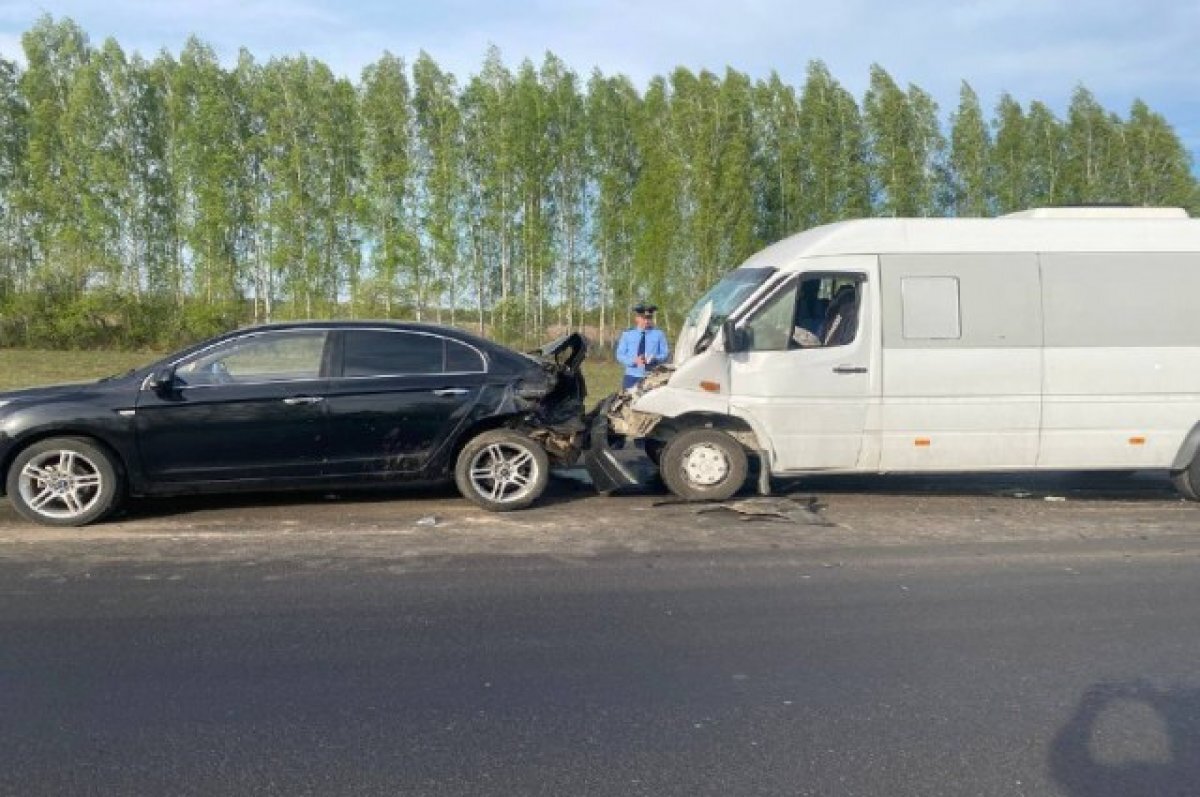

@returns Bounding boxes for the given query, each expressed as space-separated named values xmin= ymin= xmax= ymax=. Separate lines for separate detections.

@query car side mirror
xmin=721 ymin=320 xmax=746 ymax=353
xmin=144 ymin=366 xmax=176 ymax=393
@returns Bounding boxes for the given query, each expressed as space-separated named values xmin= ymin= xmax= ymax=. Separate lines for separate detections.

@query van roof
xmin=744 ymin=209 xmax=1200 ymax=272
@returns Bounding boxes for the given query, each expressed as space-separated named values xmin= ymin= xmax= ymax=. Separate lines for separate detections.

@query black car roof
xmin=226 ymin=320 xmax=496 ymax=347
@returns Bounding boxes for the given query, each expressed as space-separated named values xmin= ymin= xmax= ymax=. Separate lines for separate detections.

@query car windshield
xmin=685 ymin=267 xmax=776 ymax=338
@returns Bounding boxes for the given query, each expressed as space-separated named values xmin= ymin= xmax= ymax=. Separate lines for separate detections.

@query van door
xmin=877 ymin=253 xmax=1042 ymax=471
xmin=727 ymin=256 xmax=879 ymax=472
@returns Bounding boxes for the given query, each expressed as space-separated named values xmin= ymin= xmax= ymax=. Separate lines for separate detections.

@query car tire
xmin=455 ymin=429 xmax=550 ymax=512
xmin=5 ymin=437 xmax=122 ymax=527
xmin=1171 ymin=456 xmax=1200 ymax=501
xmin=660 ymin=428 xmax=749 ymax=502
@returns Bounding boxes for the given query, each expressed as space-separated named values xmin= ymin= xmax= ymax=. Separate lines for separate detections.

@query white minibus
xmin=598 ymin=207 xmax=1200 ymax=502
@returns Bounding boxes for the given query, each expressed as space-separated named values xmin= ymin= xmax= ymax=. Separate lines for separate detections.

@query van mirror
xmin=144 ymin=366 xmax=176 ymax=393
xmin=721 ymin=320 xmax=746 ymax=353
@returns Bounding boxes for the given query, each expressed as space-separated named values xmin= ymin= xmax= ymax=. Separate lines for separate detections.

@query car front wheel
xmin=5 ymin=437 xmax=122 ymax=527
xmin=455 ymin=429 xmax=550 ymax=511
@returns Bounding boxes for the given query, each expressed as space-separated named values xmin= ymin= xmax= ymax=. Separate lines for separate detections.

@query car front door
xmin=320 ymin=328 xmax=488 ymax=477
xmin=728 ymin=258 xmax=879 ymax=472
xmin=134 ymin=329 xmax=333 ymax=485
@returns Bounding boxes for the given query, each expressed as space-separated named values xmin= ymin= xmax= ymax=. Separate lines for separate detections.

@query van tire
xmin=660 ymin=428 xmax=748 ymax=502
xmin=1171 ymin=461 xmax=1200 ymax=501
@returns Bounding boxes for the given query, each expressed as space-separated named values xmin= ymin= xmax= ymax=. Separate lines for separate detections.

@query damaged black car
xmin=0 ymin=322 xmax=594 ymax=526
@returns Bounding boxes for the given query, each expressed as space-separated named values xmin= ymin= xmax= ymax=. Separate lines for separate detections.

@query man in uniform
xmin=616 ymin=303 xmax=669 ymax=390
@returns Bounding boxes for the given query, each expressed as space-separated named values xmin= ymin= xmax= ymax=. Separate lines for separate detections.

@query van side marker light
xmin=914 ymin=438 xmax=931 ymax=447
xmin=699 ymin=381 xmax=721 ymax=393
xmin=1129 ymin=436 xmax=1146 ymax=446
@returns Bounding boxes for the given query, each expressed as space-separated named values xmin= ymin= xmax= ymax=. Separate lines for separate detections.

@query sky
xmin=2 ymin=0 xmax=1200 ymax=158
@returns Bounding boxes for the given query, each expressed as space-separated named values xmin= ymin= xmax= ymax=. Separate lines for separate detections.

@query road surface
xmin=1 ymin=470 xmax=1198 ymax=795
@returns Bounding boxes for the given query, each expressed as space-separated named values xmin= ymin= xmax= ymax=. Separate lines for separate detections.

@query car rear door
xmin=134 ymin=329 xmax=333 ymax=484
xmin=320 ymin=328 xmax=489 ymax=477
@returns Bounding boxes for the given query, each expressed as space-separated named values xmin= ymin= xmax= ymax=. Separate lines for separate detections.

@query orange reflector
xmin=1129 ymin=436 xmax=1146 ymax=446
xmin=914 ymin=438 xmax=931 ymax=447
xmin=699 ymin=380 xmax=721 ymax=393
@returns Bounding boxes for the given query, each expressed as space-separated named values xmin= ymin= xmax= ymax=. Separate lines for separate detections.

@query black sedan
xmin=0 ymin=322 xmax=591 ymax=526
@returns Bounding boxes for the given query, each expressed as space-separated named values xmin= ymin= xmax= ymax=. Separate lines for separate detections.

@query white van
xmin=600 ymin=207 xmax=1200 ymax=502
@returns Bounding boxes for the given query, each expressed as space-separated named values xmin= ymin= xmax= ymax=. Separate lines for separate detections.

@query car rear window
xmin=446 ymin=339 xmax=485 ymax=372
xmin=341 ymin=330 xmax=485 ymax=377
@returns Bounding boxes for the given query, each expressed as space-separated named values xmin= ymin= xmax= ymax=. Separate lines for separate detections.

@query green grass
xmin=582 ymin=359 xmax=623 ymax=404
xmin=0 ymin=347 xmax=628 ymax=405
xmin=0 ymin=349 xmax=161 ymax=391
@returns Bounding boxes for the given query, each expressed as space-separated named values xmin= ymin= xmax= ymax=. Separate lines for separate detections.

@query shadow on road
xmin=35 ymin=458 xmax=1182 ymax=525
xmin=1049 ymin=680 xmax=1200 ymax=797
xmin=111 ymin=470 xmax=604 ymax=522
xmin=782 ymin=469 xmax=1179 ymax=502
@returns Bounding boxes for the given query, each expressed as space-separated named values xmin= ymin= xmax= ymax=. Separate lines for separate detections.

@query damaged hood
xmin=529 ymin=332 xmax=588 ymax=373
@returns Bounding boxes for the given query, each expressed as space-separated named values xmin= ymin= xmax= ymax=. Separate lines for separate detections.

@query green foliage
xmin=0 ymin=14 xmax=1197 ymax=353
xmin=949 ymin=82 xmax=991 ymax=216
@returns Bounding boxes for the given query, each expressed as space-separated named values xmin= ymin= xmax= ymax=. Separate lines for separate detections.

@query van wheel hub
xmin=682 ymin=443 xmax=730 ymax=486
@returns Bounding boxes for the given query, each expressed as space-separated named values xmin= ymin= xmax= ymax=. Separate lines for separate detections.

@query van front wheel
xmin=660 ymin=428 xmax=748 ymax=501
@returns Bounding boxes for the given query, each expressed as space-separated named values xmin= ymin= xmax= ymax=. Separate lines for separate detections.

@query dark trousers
xmin=622 ymin=374 xmax=643 ymax=390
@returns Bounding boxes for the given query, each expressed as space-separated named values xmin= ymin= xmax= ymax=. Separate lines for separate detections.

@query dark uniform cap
xmin=632 ymin=302 xmax=658 ymax=314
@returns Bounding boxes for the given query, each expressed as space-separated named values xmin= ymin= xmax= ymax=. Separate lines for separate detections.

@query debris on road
xmin=693 ymin=495 xmax=835 ymax=526
xmin=415 ymin=516 xmax=441 ymax=527
xmin=1044 ymin=496 xmax=1068 ymax=502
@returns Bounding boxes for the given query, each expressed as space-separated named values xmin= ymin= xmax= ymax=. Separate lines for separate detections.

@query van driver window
xmin=744 ymin=274 xmax=862 ymax=351
xmin=816 ymin=278 xmax=862 ymax=347
xmin=744 ymin=282 xmax=798 ymax=351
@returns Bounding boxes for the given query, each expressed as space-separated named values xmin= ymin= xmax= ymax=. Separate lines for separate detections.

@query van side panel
xmin=878 ymin=254 xmax=1042 ymax=471
xmin=1038 ymin=253 xmax=1200 ymax=468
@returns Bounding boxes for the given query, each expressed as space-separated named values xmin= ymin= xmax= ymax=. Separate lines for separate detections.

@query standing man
xmin=616 ymin=303 xmax=669 ymax=390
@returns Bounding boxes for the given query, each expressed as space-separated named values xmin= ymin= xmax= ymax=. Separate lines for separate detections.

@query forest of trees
xmin=0 ymin=16 xmax=1196 ymax=350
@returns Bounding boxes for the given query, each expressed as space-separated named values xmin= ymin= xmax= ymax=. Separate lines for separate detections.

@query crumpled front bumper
xmin=579 ymin=394 xmax=640 ymax=492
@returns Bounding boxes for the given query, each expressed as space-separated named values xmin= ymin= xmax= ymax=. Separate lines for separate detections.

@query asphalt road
xmin=2 ymin=472 xmax=1200 ymax=796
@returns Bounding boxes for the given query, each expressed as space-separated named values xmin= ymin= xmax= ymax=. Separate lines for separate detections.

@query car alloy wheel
xmin=467 ymin=441 xmax=540 ymax=505
xmin=17 ymin=448 xmax=106 ymax=522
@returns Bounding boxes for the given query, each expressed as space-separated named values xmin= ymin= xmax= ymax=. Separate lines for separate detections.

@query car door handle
xmin=832 ymin=365 xmax=868 ymax=375
xmin=282 ymin=396 xmax=324 ymax=405
xmin=432 ymin=388 xmax=470 ymax=397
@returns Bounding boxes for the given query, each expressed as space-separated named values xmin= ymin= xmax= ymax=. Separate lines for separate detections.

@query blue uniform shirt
xmin=615 ymin=326 xmax=669 ymax=382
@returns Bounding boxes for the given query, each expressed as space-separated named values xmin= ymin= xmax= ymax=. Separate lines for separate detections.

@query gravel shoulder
xmin=1 ymin=468 xmax=1197 ymax=574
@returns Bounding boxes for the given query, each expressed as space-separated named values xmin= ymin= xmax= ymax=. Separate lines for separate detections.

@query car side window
xmin=445 ymin=339 xmax=486 ymax=372
xmin=176 ymin=330 xmax=328 ymax=386
xmin=342 ymin=330 xmax=480 ymax=377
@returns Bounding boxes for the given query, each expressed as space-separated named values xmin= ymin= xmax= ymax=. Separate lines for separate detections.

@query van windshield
xmin=685 ymin=267 xmax=776 ymax=338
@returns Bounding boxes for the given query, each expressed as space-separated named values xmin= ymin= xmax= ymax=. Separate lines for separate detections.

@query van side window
xmin=901 ymin=277 xmax=961 ymax=339
xmin=742 ymin=273 xmax=863 ymax=351
xmin=802 ymin=274 xmax=863 ymax=348
xmin=744 ymin=281 xmax=798 ymax=351
xmin=818 ymin=278 xmax=862 ymax=347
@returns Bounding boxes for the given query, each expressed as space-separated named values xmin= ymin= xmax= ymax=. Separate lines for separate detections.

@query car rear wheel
xmin=660 ymin=428 xmax=748 ymax=501
xmin=455 ymin=429 xmax=550 ymax=512
xmin=5 ymin=437 xmax=122 ymax=527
